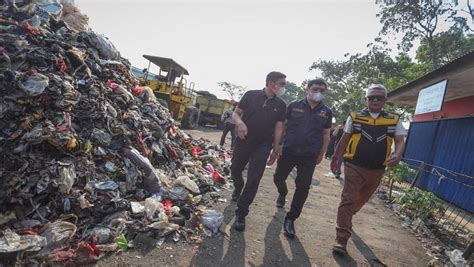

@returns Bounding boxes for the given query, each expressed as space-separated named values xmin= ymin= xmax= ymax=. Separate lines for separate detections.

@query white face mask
xmin=309 ymin=92 xmax=324 ymax=102
xmin=275 ymin=86 xmax=286 ymax=97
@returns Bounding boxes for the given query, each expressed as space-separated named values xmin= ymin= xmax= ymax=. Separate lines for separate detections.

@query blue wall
xmin=404 ymin=117 xmax=474 ymax=212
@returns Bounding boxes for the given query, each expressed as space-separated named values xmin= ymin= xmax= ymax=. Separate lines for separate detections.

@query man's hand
xmin=237 ymin=122 xmax=248 ymax=140
xmin=266 ymin=150 xmax=280 ymax=166
xmin=330 ymin=156 xmax=339 ymax=173
xmin=386 ymin=154 xmax=401 ymax=167
xmin=316 ymin=153 xmax=324 ymax=165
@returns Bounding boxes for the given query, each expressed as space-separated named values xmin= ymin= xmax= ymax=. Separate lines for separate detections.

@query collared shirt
xmin=343 ymin=109 xmax=406 ymax=136
xmin=283 ymin=98 xmax=333 ymax=157
xmin=236 ymin=89 xmax=287 ymax=147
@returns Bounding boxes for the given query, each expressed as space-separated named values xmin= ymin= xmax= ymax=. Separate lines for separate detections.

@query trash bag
xmin=200 ymin=210 xmax=224 ymax=235
xmin=18 ymin=73 xmax=49 ymax=96
xmin=62 ymin=2 xmax=89 ymax=32
xmin=168 ymin=186 xmax=188 ymax=201
xmin=0 ymin=229 xmax=47 ymax=253
xmin=144 ymin=195 xmax=163 ymax=220
xmin=122 ymin=147 xmax=162 ymax=193
xmin=58 ymin=162 xmax=76 ymax=194
xmin=87 ymin=226 xmax=111 ymax=244
xmin=40 ymin=221 xmax=77 ymax=254
xmin=174 ymin=176 xmax=200 ymax=194
xmin=87 ymin=32 xmax=120 ymax=60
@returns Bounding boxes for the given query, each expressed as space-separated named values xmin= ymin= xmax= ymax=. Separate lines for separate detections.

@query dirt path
xmin=100 ymin=127 xmax=430 ymax=266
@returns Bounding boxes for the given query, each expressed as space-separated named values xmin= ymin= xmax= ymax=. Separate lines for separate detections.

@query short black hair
xmin=266 ymin=71 xmax=286 ymax=86
xmin=307 ymin=78 xmax=327 ymax=89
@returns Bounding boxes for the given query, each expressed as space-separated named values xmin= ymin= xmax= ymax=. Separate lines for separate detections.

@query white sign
xmin=414 ymin=80 xmax=447 ymax=115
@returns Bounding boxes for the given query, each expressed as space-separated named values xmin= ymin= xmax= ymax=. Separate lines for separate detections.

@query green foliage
xmin=310 ymin=46 xmax=419 ymax=122
xmin=217 ymin=81 xmax=246 ymax=100
xmin=377 ymin=0 xmax=466 ymax=68
xmin=396 ymin=188 xmax=444 ymax=220
xmin=416 ymin=31 xmax=474 ymax=67
xmin=386 ymin=162 xmax=417 ymax=183
xmin=280 ymin=81 xmax=305 ymax=104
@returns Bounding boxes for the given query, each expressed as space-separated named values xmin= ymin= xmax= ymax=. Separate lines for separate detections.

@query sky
xmin=76 ymin=0 xmax=385 ymax=99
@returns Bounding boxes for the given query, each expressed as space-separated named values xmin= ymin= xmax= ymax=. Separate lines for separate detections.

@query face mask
xmin=309 ymin=92 xmax=324 ymax=102
xmin=275 ymin=86 xmax=286 ymax=97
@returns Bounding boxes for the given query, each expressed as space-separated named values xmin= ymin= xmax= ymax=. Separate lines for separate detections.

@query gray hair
xmin=366 ymin=84 xmax=388 ymax=97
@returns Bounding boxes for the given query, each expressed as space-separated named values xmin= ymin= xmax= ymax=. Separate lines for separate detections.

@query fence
xmin=377 ymin=159 xmax=473 ymax=259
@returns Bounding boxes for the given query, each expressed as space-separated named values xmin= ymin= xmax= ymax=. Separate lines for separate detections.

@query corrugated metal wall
xmin=404 ymin=117 xmax=474 ymax=212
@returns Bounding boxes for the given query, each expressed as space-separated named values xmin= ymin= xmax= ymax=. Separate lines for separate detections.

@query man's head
xmin=266 ymin=71 xmax=286 ymax=97
xmin=365 ymin=84 xmax=388 ymax=112
xmin=306 ymin=78 xmax=327 ymax=103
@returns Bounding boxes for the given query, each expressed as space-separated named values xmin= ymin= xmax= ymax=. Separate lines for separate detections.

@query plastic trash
xmin=92 ymin=180 xmax=119 ymax=191
xmin=78 ymin=194 xmax=93 ymax=209
xmin=18 ymin=73 xmax=49 ymax=96
xmin=104 ymin=161 xmax=115 ymax=171
xmin=446 ymin=249 xmax=467 ymax=267
xmin=116 ymin=233 xmax=128 ymax=250
xmin=122 ymin=147 xmax=162 ymax=193
xmin=174 ymin=176 xmax=200 ymax=194
xmin=144 ymin=195 xmax=163 ymax=220
xmin=88 ymin=32 xmax=120 ymax=60
xmin=168 ymin=186 xmax=188 ymax=201
xmin=61 ymin=2 xmax=89 ymax=32
xmin=14 ymin=219 xmax=42 ymax=229
xmin=91 ymin=128 xmax=112 ymax=146
xmin=0 ymin=229 xmax=47 ymax=253
xmin=200 ymin=210 xmax=224 ymax=235
xmin=130 ymin=201 xmax=145 ymax=214
xmin=87 ymin=226 xmax=111 ymax=244
xmin=40 ymin=220 xmax=77 ymax=254
xmin=0 ymin=47 xmax=11 ymax=74
xmin=37 ymin=2 xmax=63 ymax=17
xmin=58 ymin=162 xmax=76 ymax=194
xmin=63 ymin=198 xmax=71 ymax=212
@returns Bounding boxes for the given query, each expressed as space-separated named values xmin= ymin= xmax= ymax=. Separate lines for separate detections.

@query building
xmin=387 ymin=51 xmax=474 ymax=212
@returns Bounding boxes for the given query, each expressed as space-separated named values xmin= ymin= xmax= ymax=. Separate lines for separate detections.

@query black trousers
xmin=231 ymin=141 xmax=272 ymax=218
xmin=220 ymin=123 xmax=236 ymax=148
xmin=273 ymin=152 xmax=317 ymax=220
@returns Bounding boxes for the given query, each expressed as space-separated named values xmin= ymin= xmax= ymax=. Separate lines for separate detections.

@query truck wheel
xmin=182 ymin=107 xmax=200 ymax=129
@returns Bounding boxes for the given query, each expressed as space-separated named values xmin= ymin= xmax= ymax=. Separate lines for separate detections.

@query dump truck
xmin=196 ymin=91 xmax=234 ymax=129
xmin=139 ymin=55 xmax=200 ymax=129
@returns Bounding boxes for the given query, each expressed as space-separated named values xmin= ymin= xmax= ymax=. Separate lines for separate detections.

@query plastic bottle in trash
xmin=0 ymin=47 xmax=11 ymax=75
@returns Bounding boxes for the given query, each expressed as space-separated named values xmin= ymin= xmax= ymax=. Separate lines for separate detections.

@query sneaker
xmin=276 ymin=195 xmax=286 ymax=208
xmin=333 ymin=237 xmax=348 ymax=255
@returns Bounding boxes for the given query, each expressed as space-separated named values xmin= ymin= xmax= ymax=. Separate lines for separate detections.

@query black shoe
xmin=233 ymin=216 xmax=246 ymax=231
xmin=283 ymin=218 xmax=295 ymax=238
xmin=276 ymin=195 xmax=286 ymax=208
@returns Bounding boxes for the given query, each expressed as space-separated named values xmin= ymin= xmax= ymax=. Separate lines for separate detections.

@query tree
xmin=416 ymin=30 xmax=474 ymax=66
xmin=217 ymin=81 xmax=246 ymax=100
xmin=310 ymin=46 xmax=425 ymax=122
xmin=280 ymin=81 xmax=305 ymax=104
xmin=377 ymin=0 xmax=465 ymax=68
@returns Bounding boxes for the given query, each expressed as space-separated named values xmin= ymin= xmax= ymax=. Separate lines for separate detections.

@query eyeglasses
xmin=367 ymin=95 xmax=386 ymax=102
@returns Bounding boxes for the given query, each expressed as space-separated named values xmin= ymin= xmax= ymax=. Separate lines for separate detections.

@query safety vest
xmin=343 ymin=109 xmax=399 ymax=169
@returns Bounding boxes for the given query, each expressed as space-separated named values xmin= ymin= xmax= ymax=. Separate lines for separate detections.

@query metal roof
xmin=142 ymin=55 xmax=189 ymax=76
xmin=387 ymin=50 xmax=474 ymax=106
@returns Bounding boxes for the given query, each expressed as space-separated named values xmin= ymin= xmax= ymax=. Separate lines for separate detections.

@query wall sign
xmin=414 ymin=80 xmax=448 ymax=115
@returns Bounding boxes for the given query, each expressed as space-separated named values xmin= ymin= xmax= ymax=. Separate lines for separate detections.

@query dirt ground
xmin=99 ymin=127 xmax=431 ymax=267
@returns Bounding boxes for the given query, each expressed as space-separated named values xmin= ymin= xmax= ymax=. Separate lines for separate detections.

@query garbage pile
xmin=0 ymin=1 xmax=229 ymax=264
